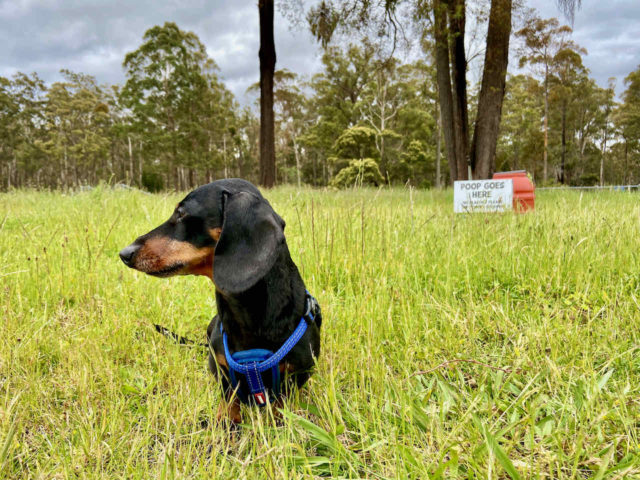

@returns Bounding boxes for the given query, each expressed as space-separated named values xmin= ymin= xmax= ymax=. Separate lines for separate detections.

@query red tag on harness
xmin=254 ymin=392 xmax=267 ymax=405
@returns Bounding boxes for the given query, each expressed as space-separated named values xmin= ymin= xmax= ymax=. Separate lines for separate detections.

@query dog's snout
xmin=119 ymin=244 xmax=140 ymax=266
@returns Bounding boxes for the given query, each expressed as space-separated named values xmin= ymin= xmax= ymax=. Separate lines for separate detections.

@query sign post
xmin=454 ymin=179 xmax=513 ymax=213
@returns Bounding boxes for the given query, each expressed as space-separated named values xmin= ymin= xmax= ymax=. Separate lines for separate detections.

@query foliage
xmin=332 ymin=125 xmax=378 ymax=160
xmin=330 ymin=158 xmax=384 ymax=187
xmin=120 ymin=22 xmax=238 ymax=190
xmin=2 ymin=188 xmax=640 ymax=478
xmin=1 ymin=16 xmax=639 ymax=189
xmin=141 ymin=167 xmax=165 ymax=192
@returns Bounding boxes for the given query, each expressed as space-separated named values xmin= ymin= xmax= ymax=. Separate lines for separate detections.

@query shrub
xmin=330 ymin=158 xmax=384 ymax=188
xmin=141 ymin=167 xmax=164 ymax=192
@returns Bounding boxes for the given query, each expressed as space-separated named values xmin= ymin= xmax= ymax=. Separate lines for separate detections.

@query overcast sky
xmin=1 ymin=0 xmax=638 ymax=104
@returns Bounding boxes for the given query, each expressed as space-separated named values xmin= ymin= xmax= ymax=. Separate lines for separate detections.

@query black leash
xmin=153 ymin=324 xmax=209 ymax=348
xmin=153 ymin=293 xmax=320 ymax=349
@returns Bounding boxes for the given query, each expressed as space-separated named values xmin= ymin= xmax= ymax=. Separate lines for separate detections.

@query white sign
xmin=454 ymin=179 xmax=513 ymax=213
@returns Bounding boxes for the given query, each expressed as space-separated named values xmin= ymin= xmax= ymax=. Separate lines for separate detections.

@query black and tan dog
xmin=119 ymin=178 xmax=321 ymax=423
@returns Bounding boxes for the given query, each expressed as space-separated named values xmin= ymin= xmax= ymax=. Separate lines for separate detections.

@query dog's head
xmin=119 ymin=179 xmax=285 ymax=294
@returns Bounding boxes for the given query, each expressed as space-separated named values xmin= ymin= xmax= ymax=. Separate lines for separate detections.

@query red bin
xmin=492 ymin=170 xmax=535 ymax=212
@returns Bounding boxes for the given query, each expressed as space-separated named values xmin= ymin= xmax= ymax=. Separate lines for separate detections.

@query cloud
xmin=0 ymin=0 xmax=321 ymax=104
xmin=0 ymin=0 xmax=637 ymax=103
xmin=525 ymin=0 xmax=640 ymax=92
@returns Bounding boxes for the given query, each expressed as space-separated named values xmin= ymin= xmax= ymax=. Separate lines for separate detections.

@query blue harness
xmin=220 ymin=293 xmax=320 ymax=406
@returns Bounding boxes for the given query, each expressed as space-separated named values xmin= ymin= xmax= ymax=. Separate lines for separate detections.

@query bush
xmin=576 ymin=173 xmax=599 ymax=187
xmin=141 ymin=167 xmax=164 ymax=192
xmin=333 ymin=126 xmax=379 ymax=160
xmin=330 ymin=158 xmax=384 ymax=188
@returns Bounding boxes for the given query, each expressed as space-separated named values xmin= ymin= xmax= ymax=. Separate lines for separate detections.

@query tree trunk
xmin=435 ymin=98 xmax=442 ymax=188
xmin=433 ymin=0 xmax=458 ymax=182
xmin=560 ymin=101 xmax=566 ymax=184
xmin=127 ymin=135 xmax=134 ymax=185
xmin=448 ymin=0 xmax=469 ymax=180
xmin=293 ymin=139 xmax=302 ymax=188
xmin=312 ymin=154 xmax=317 ymax=186
xmin=469 ymin=0 xmax=512 ymax=179
xmin=624 ymin=139 xmax=628 ymax=185
xmin=600 ymin=123 xmax=608 ymax=186
xmin=223 ymin=134 xmax=228 ymax=179
xmin=259 ymin=0 xmax=276 ymax=188
xmin=543 ymin=63 xmax=549 ymax=183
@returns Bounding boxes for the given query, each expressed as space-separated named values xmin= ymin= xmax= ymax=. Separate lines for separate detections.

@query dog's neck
xmin=214 ymin=248 xmax=306 ymax=351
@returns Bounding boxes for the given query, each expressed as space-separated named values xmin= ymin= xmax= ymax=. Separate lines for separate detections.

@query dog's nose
xmin=119 ymin=244 xmax=140 ymax=266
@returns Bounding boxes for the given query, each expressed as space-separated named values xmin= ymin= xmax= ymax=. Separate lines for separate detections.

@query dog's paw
xmin=216 ymin=398 xmax=242 ymax=426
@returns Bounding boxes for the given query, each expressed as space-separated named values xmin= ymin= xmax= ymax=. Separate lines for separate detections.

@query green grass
xmin=1 ymin=186 xmax=639 ymax=479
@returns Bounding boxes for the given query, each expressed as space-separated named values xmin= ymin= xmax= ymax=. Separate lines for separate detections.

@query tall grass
xmin=1 ymin=186 xmax=639 ymax=478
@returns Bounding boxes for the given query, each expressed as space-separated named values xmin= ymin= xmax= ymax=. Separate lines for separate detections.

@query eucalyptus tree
xmin=120 ymin=22 xmax=236 ymax=190
xmin=301 ymin=44 xmax=375 ymax=184
xmin=0 ymin=73 xmax=47 ymax=189
xmin=516 ymin=15 xmax=576 ymax=183
xmin=38 ymin=71 xmax=111 ymax=188
xmin=614 ymin=65 xmax=640 ymax=185
xmin=304 ymin=0 xmax=511 ymax=181
xmin=496 ymin=74 xmax=543 ymax=177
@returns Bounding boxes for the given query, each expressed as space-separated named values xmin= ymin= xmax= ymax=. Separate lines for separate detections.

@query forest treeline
xmin=1 ymin=16 xmax=639 ymax=191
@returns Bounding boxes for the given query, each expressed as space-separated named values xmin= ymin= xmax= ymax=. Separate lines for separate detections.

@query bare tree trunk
xmin=624 ymin=139 xmax=628 ymax=185
xmin=469 ymin=0 xmax=512 ymax=179
xmin=293 ymin=139 xmax=302 ymax=188
xmin=434 ymin=0 xmax=458 ymax=183
xmin=127 ymin=135 xmax=134 ymax=185
xmin=543 ymin=63 xmax=549 ymax=183
xmin=223 ymin=134 xmax=228 ymax=179
xmin=138 ymin=140 xmax=143 ymax=186
xmin=259 ymin=0 xmax=276 ymax=188
xmin=448 ymin=0 xmax=469 ymax=180
xmin=435 ymin=99 xmax=442 ymax=188
xmin=138 ymin=155 xmax=143 ymax=187
xmin=7 ymin=158 xmax=12 ymax=190
xmin=560 ymin=101 xmax=566 ymax=184
xmin=312 ymin=154 xmax=317 ymax=186
xmin=600 ymin=122 xmax=608 ymax=186
xmin=63 ymin=145 xmax=68 ymax=189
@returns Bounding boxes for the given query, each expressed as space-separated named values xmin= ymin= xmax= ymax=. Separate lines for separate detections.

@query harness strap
xmin=220 ymin=292 xmax=319 ymax=405
xmin=221 ymin=315 xmax=309 ymax=374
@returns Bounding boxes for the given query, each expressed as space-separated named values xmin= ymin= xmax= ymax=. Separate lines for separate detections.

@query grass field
xmin=1 ymin=186 xmax=639 ymax=479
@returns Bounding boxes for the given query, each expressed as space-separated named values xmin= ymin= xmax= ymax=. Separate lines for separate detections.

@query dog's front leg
xmin=216 ymin=394 xmax=241 ymax=425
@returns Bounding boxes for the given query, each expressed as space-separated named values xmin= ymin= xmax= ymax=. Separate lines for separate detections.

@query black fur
xmin=120 ymin=178 xmax=321 ymax=404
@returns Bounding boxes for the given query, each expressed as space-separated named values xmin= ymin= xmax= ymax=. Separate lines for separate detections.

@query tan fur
xmin=215 ymin=352 xmax=228 ymax=368
xmin=209 ymin=227 xmax=222 ymax=241
xmin=134 ymin=237 xmax=214 ymax=278
xmin=216 ymin=397 xmax=242 ymax=424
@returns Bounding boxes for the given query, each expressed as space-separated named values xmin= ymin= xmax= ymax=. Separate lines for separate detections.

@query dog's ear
xmin=213 ymin=191 xmax=284 ymax=294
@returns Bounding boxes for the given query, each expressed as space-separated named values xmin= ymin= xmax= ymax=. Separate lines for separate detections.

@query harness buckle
xmin=303 ymin=293 xmax=320 ymax=323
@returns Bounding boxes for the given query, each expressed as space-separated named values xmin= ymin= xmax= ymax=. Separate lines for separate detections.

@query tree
xmin=357 ymin=59 xmax=405 ymax=179
xmin=38 ymin=71 xmax=111 ymax=187
xmin=468 ymin=0 xmax=512 ymax=179
xmin=305 ymin=0 xmax=512 ymax=181
xmin=259 ymin=0 xmax=277 ymax=187
xmin=614 ymin=65 xmax=640 ymax=185
xmin=497 ymin=74 xmax=544 ymax=177
xmin=121 ymin=22 xmax=235 ymax=190
xmin=0 ymin=73 xmax=46 ymax=189
xmin=599 ymin=79 xmax=616 ymax=186
xmin=516 ymin=16 xmax=574 ymax=183
xmin=301 ymin=44 xmax=375 ymax=185
xmin=548 ymin=47 xmax=586 ymax=183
